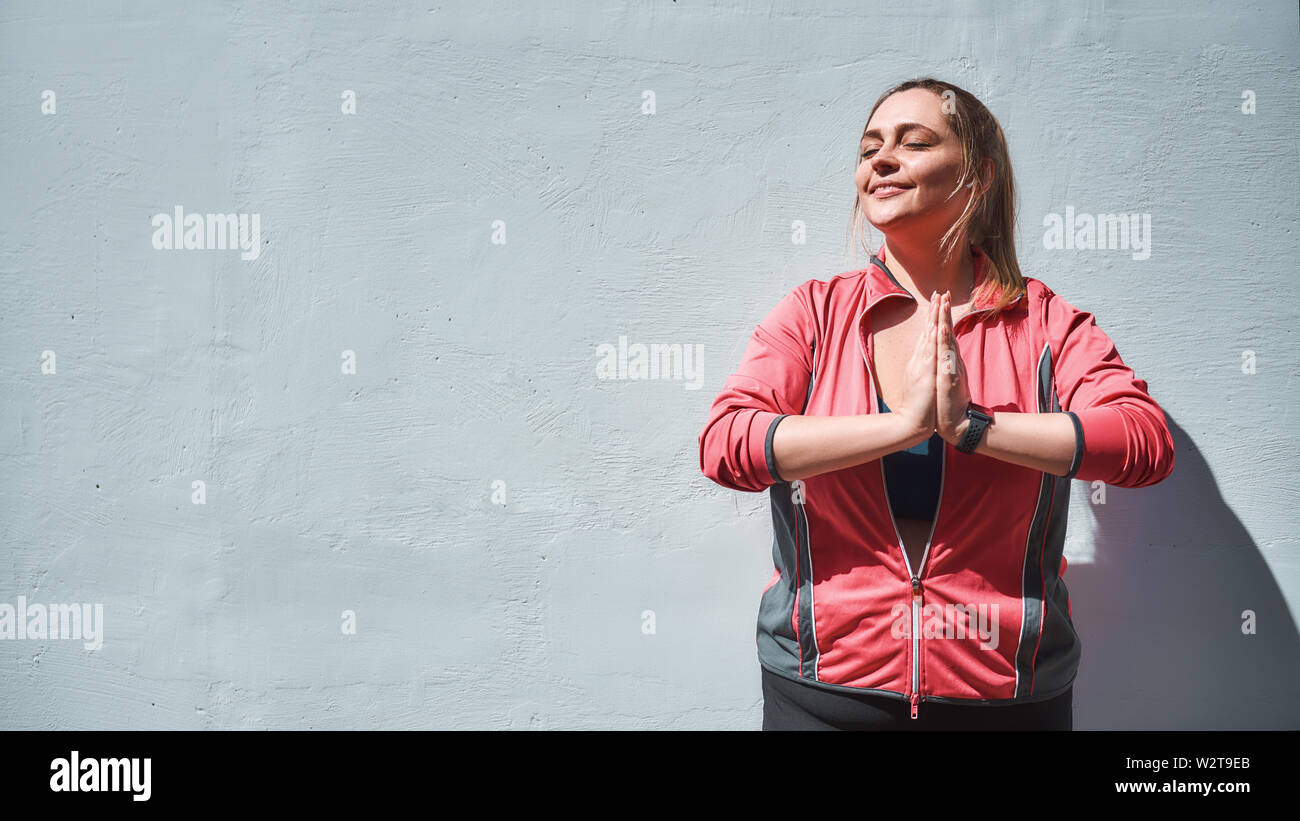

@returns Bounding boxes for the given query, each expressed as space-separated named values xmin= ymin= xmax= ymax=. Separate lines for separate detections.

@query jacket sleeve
xmin=1043 ymin=288 xmax=1175 ymax=488
xmin=697 ymin=283 xmax=816 ymax=492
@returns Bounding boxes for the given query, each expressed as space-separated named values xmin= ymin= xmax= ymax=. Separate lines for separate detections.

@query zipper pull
xmin=911 ymin=693 xmax=919 ymax=720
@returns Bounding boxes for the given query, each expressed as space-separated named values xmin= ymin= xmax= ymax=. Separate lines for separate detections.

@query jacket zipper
xmin=876 ymin=409 xmax=941 ymax=719
xmin=904 ymin=455 xmax=943 ymax=719
xmin=911 ymin=576 xmax=922 ymax=718
xmin=865 ymin=333 xmax=944 ymax=721
xmin=861 ymin=253 xmax=1026 ymax=717
xmin=862 ymin=285 xmax=953 ymax=721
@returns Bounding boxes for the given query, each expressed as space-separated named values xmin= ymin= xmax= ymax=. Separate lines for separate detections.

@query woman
xmin=697 ymin=78 xmax=1175 ymax=731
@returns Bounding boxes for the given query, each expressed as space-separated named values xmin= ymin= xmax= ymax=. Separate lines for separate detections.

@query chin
xmin=865 ymin=210 xmax=914 ymax=231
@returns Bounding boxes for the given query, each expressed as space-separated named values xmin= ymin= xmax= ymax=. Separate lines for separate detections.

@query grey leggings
xmin=762 ymin=667 xmax=1073 ymax=730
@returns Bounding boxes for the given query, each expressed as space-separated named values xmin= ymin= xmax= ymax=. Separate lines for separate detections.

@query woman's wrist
xmin=941 ymin=414 xmax=972 ymax=447
xmin=894 ymin=412 xmax=935 ymax=450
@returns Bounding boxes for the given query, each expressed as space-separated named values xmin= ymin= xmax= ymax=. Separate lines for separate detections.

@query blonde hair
xmin=847 ymin=77 xmax=1025 ymax=321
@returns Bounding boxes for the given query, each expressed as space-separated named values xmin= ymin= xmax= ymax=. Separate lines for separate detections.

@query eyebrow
xmin=861 ymin=122 xmax=940 ymax=144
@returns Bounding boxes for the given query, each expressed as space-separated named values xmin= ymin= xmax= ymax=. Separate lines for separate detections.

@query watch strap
xmin=957 ymin=403 xmax=992 ymax=454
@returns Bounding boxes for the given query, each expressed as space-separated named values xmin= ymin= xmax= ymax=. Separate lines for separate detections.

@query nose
xmin=869 ymin=141 xmax=900 ymax=175
xmin=863 ymin=147 xmax=901 ymax=195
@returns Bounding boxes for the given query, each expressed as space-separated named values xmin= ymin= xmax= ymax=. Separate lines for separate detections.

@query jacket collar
xmin=864 ymin=240 xmax=1017 ymax=314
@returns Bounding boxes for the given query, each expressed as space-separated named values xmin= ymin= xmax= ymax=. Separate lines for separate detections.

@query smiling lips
xmin=871 ymin=183 xmax=913 ymax=198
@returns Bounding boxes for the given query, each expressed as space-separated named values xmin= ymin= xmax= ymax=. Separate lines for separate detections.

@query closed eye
xmin=860 ymin=143 xmax=930 ymax=159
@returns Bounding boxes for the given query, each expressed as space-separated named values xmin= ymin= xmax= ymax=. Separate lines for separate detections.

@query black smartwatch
xmin=956 ymin=402 xmax=993 ymax=455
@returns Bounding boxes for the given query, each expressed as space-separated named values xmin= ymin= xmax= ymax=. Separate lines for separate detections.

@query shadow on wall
xmin=1067 ymin=413 xmax=1300 ymax=730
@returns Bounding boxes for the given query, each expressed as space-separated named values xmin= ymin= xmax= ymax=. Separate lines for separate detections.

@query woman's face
xmin=855 ymin=88 xmax=973 ymax=239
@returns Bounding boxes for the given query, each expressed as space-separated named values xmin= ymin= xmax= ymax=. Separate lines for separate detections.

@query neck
xmin=880 ymin=234 xmax=976 ymax=305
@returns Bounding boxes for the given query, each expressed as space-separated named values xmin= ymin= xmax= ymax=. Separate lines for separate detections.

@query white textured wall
xmin=1 ymin=0 xmax=1297 ymax=729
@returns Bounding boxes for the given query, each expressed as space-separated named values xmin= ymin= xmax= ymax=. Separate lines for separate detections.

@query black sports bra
xmin=877 ymin=393 xmax=942 ymax=520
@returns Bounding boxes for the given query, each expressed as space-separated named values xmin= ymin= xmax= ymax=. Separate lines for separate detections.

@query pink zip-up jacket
xmin=697 ymin=242 xmax=1175 ymax=718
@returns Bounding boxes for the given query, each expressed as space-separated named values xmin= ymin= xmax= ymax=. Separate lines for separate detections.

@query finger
xmin=930 ymin=296 xmax=941 ymax=358
xmin=938 ymin=293 xmax=952 ymax=376
xmin=946 ymin=291 xmax=954 ymax=339
xmin=937 ymin=294 xmax=945 ymax=343
xmin=943 ymin=292 xmax=965 ymax=383
xmin=934 ymin=321 xmax=945 ymax=377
